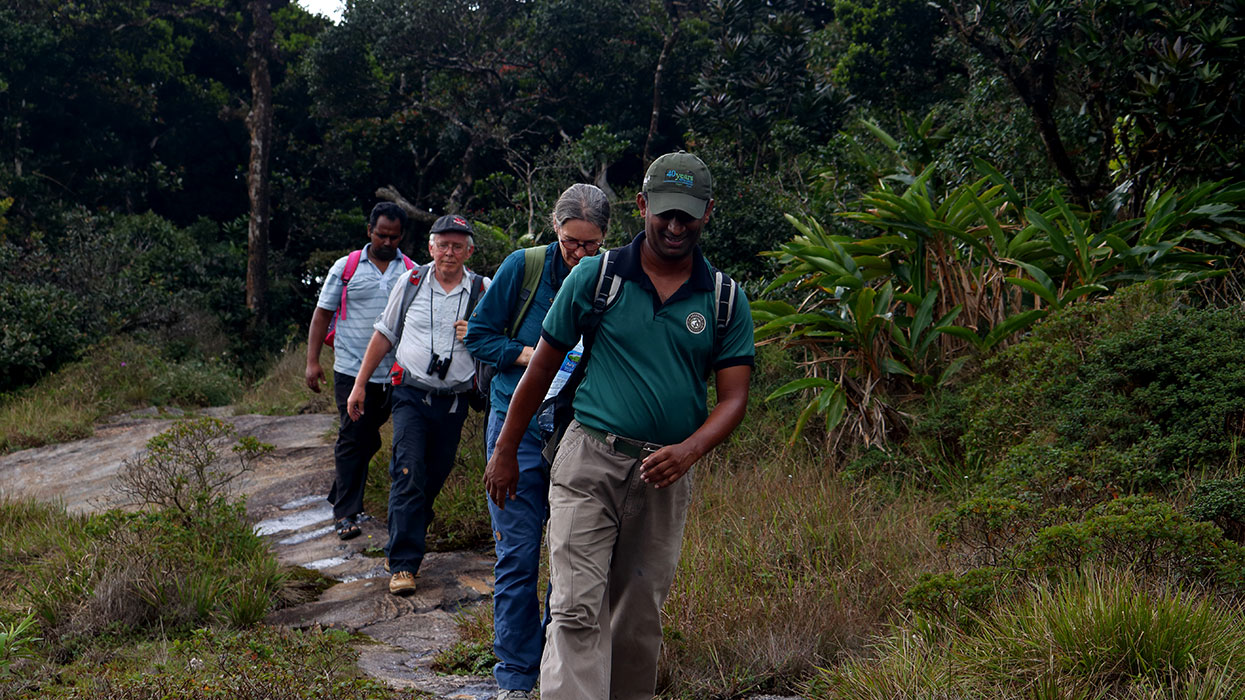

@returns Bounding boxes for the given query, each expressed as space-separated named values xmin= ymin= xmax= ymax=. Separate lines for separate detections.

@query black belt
xmin=579 ymin=424 xmax=664 ymax=460
xmin=398 ymin=372 xmax=472 ymax=396
xmin=409 ymin=385 xmax=468 ymax=397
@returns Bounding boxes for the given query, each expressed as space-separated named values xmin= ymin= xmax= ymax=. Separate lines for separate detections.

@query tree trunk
xmin=446 ymin=138 xmax=479 ymax=215
xmin=245 ymin=0 xmax=274 ymax=318
xmin=643 ymin=2 xmax=681 ymax=166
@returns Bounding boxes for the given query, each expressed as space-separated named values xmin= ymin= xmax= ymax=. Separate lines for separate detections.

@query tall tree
xmin=245 ymin=0 xmax=277 ymax=317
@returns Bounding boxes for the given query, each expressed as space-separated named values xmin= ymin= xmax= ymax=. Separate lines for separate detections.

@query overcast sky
xmin=297 ymin=0 xmax=343 ymax=23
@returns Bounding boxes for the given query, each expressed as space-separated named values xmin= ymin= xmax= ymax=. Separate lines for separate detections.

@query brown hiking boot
xmin=389 ymin=570 xmax=416 ymax=596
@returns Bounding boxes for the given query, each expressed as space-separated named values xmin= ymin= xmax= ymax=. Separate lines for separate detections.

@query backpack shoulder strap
xmin=712 ymin=268 xmax=737 ymax=339
xmin=575 ymin=249 xmax=621 ymax=362
xmin=337 ymin=249 xmax=365 ymax=320
xmin=592 ymin=249 xmax=623 ymax=315
xmin=546 ymin=250 xmax=619 ymax=426
xmin=709 ymin=266 xmax=737 ymax=370
xmin=505 ymin=245 xmax=548 ymax=338
xmin=401 ymin=254 xmax=414 ymax=270
xmin=463 ymin=271 xmax=486 ymax=320
xmin=392 ymin=263 xmax=431 ymax=343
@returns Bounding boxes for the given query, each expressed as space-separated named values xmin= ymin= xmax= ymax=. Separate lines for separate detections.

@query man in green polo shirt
xmin=485 ymin=151 xmax=754 ymax=699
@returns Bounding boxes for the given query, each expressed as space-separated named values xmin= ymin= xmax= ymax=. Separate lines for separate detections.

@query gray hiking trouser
xmin=540 ymin=420 xmax=692 ymax=700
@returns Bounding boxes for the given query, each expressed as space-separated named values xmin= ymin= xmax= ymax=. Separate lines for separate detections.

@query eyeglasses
xmin=559 ymin=237 xmax=603 ymax=253
xmin=432 ymin=241 xmax=469 ymax=253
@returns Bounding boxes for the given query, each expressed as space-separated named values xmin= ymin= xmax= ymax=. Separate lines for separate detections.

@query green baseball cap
xmin=643 ymin=151 xmax=713 ymax=219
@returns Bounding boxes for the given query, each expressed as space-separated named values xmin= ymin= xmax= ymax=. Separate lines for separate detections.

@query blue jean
xmin=386 ymin=385 xmax=469 ymax=574
xmin=485 ymin=408 xmax=551 ymax=692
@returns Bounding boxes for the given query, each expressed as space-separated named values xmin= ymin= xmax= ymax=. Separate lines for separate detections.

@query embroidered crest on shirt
xmin=686 ymin=312 xmax=707 ymax=334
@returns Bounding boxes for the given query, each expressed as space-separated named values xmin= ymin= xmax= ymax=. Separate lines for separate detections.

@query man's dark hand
xmin=305 ymin=362 xmax=325 ymax=393
xmin=485 ymin=449 xmax=521 ymax=508
xmin=639 ymin=441 xmax=703 ymax=489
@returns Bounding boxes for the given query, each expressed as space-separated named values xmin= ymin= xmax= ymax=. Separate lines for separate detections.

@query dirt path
xmin=0 ymin=408 xmax=497 ymax=699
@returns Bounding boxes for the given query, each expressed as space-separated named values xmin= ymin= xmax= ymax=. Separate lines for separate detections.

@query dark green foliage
xmin=904 ymin=286 xmax=1245 ymax=607
xmin=936 ymin=0 xmax=1245 ymax=206
xmin=1060 ymin=308 xmax=1245 ymax=485
xmin=902 ymin=567 xmax=1006 ymax=627
xmin=954 ymin=288 xmax=1245 ymax=498
xmin=926 ymin=494 xmax=1245 ymax=598
xmin=1188 ymin=477 xmax=1245 ymax=544
xmin=1019 ymin=496 xmax=1245 ymax=589
xmin=822 ymin=0 xmax=959 ymax=112
xmin=696 ymin=148 xmax=799 ymax=281
xmin=931 ymin=496 xmax=1033 ymax=567
xmin=0 ymin=282 xmax=90 ymax=392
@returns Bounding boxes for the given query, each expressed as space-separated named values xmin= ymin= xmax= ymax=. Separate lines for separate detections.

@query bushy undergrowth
xmin=815 ymin=570 xmax=1245 ymax=699
xmin=0 ymin=337 xmax=243 ymax=454
xmin=957 ymin=288 xmax=1245 ymax=499
xmin=115 ymin=417 xmax=272 ymax=514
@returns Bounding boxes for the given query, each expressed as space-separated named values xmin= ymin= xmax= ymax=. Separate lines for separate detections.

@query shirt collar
xmin=431 ymin=266 xmax=472 ymax=294
xmin=613 ymin=232 xmax=714 ymax=292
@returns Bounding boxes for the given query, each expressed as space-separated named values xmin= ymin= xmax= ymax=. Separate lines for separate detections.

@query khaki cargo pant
xmin=539 ymin=420 xmax=692 ymax=700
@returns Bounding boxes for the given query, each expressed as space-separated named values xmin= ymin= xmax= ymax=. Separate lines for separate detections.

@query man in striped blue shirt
xmin=307 ymin=202 xmax=414 ymax=541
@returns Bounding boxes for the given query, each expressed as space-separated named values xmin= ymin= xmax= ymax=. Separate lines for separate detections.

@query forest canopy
xmin=1 ymin=0 xmax=1242 ymax=390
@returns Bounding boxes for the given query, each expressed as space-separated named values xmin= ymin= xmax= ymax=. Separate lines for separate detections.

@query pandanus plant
xmin=757 ymin=122 xmax=1244 ymax=449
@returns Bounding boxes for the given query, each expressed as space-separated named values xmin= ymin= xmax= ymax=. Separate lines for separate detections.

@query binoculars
xmin=426 ymin=353 xmax=451 ymax=379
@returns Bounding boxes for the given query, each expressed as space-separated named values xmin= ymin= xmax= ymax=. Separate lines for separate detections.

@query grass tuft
xmin=815 ymin=569 xmax=1245 ymax=699
xmin=430 ymin=605 xmax=496 ymax=676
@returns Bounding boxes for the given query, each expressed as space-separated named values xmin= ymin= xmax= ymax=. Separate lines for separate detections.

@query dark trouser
xmin=329 ymin=372 xmax=392 ymax=521
xmin=386 ymin=384 xmax=469 ymax=575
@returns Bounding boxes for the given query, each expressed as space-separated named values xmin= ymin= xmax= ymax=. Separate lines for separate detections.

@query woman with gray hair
xmin=464 ymin=183 xmax=609 ymax=700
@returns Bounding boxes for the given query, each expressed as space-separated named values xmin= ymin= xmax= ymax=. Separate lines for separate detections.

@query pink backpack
xmin=324 ymin=249 xmax=413 ymax=347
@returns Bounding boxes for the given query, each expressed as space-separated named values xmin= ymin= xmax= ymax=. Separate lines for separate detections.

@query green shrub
xmin=959 ymin=286 xmax=1171 ymax=463
xmin=1059 ymin=307 xmax=1245 ymax=487
xmin=149 ymin=358 xmax=243 ymax=407
xmin=1019 ymin=496 xmax=1245 ymax=589
xmin=114 ymin=417 xmax=273 ymax=515
xmin=0 ymin=282 xmax=91 ymax=392
xmin=954 ymin=293 xmax=1245 ymax=506
xmin=1188 ymin=476 xmax=1245 ymax=544
xmin=902 ymin=567 xmax=1008 ymax=629
xmin=931 ymin=496 xmax=1033 ymax=567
